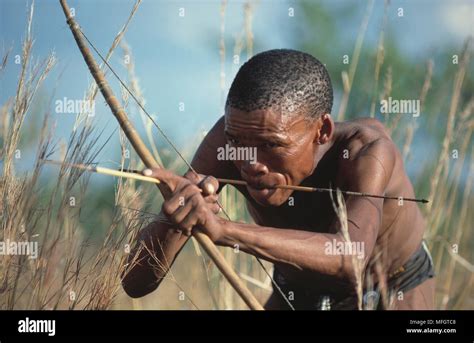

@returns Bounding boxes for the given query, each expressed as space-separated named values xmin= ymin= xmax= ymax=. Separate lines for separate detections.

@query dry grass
xmin=329 ymin=190 xmax=364 ymax=309
xmin=337 ymin=0 xmax=374 ymax=121
xmin=0 ymin=1 xmax=146 ymax=310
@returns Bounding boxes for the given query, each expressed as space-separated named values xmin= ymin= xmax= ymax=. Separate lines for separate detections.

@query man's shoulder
xmin=334 ymin=118 xmax=399 ymax=187
xmin=337 ymin=118 xmax=396 ymax=160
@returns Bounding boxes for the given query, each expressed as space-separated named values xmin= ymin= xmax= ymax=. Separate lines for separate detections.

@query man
xmin=121 ymin=49 xmax=435 ymax=310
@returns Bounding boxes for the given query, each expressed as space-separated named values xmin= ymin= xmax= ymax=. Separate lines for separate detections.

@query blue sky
xmin=1 ymin=0 xmax=472 ymax=177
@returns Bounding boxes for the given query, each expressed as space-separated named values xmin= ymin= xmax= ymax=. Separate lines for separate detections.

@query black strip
xmin=0 ymin=310 xmax=472 ymax=338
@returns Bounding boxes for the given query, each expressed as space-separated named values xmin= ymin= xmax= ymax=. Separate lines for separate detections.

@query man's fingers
xmin=145 ymin=168 xmax=218 ymax=231
xmin=210 ymin=203 xmax=221 ymax=214
xmin=169 ymin=197 xmax=194 ymax=228
xmin=183 ymin=170 xmax=202 ymax=184
xmin=203 ymin=193 xmax=217 ymax=203
xmin=183 ymin=171 xmax=219 ymax=196
xmin=162 ymin=183 xmax=200 ymax=216
xmin=199 ymin=175 xmax=219 ymax=196
xmin=203 ymin=194 xmax=220 ymax=214
xmin=143 ymin=168 xmax=181 ymax=191
xmin=173 ymin=193 xmax=203 ymax=235
xmin=179 ymin=209 xmax=201 ymax=235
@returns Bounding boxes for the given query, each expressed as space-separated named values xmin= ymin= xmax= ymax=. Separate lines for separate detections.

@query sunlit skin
xmin=122 ymin=106 xmax=434 ymax=310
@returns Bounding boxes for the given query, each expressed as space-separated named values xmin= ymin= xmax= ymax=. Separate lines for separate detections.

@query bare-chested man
xmin=121 ymin=49 xmax=435 ymax=310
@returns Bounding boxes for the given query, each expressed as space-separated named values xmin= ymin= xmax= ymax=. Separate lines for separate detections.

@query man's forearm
xmin=216 ymin=220 xmax=357 ymax=281
xmin=121 ymin=217 xmax=188 ymax=298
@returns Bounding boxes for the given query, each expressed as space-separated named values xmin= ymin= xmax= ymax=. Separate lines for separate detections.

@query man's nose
xmin=241 ymin=161 xmax=269 ymax=179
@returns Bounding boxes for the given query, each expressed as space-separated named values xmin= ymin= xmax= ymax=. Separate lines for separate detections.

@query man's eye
xmin=229 ymin=138 xmax=240 ymax=145
xmin=264 ymin=142 xmax=279 ymax=149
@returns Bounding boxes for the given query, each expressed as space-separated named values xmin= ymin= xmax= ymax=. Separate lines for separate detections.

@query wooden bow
xmin=59 ymin=0 xmax=264 ymax=310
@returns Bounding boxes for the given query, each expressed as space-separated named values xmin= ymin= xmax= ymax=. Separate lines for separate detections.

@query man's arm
xmin=121 ymin=219 xmax=189 ymax=298
xmin=213 ymin=139 xmax=396 ymax=284
xmin=121 ymin=116 xmax=233 ymax=298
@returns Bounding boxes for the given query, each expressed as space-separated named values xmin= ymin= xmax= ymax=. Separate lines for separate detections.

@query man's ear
xmin=315 ymin=113 xmax=334 ymax=145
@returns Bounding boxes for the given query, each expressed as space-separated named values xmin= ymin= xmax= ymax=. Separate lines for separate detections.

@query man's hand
xmin=143 ymin=168 xmax=225 ymax=242
xmin=183 ymin=170 xmax=221 ymax=214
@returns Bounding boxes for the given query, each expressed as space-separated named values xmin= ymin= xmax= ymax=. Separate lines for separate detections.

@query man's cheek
xmin=266 ymin=158 xmax=293 ymax=175
xmin=256 ymin=153 xmax=283 ymax=171
xmin=232 ymin=160 xmax=243 ymax=171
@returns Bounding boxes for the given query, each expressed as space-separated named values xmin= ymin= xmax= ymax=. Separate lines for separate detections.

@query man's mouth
xmin=247 ymin=185 xmax=275 ymax=197
xmin=241 ymin=172 xmax=287 ymax=203
xmin=246 ymin=181 xmax=273 ymax=190
xmin=246 ymin=182 xmax=277 ymax=200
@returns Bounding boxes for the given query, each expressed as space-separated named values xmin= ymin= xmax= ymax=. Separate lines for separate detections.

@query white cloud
xmin=441 ymin=2 xmax=473 ymax=38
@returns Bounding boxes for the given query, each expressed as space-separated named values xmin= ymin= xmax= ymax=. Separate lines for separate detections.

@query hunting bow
xmin=59 ymin=0 xmax=264 ymax=310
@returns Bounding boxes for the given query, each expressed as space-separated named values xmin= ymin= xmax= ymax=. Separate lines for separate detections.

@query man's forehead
xmin=224 ymin=107 xmax=303 ymax=134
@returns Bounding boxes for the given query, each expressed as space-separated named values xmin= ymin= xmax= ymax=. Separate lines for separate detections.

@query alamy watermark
xmin=0 ymin=239 xmax=38 ymax=259
xmin=18 ymin=317 xmax=55 ymax=336
xmin=217 ymin=143 xmax=257 ymax=164
xmin=324 ymin=239 xmax=365 ymax=260
xmin=55 ymin=97 xmax=95 ymax=117
xmin=380 ymin=97 xmax=420 ymax=117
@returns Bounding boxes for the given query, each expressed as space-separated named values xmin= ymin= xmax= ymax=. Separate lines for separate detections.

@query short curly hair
xmin=226 ymin=49 xmax=333 ymax=120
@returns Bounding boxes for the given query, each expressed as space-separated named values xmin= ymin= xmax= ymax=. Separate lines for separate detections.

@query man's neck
xmin=310 ymin=124 xmax=339 ymax=175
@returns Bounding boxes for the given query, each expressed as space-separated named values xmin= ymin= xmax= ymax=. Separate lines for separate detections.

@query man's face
xmin=224 ymin=106 xmax=322 ymax=206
